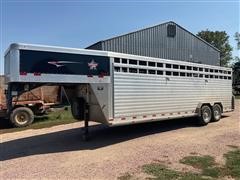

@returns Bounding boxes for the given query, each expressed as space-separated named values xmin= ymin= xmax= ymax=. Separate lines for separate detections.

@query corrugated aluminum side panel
xmin=86 ymin=42 xmax=102 ymax=50
xmin=113 ymin=73 xmax=232 ymax=118
xmin=94 ymin=22 xmax=220 ymax=66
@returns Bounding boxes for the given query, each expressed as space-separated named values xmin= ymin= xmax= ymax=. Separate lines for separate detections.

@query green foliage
xmin=46 ymin=107 xmax=74 ymax=121
xmin=235 ymin=32 xmax=240 ymax=50
xmin=180 ymin=155 xmax=215 ymax=169
xmin=202 ymin=167 xmax=222 ymax=178
xmin=142 ymin=163 xmax=181 ymax=179
xmin=224 ymin=149 xmax=240 ymax=178
xmin=180 ymin=149 xmax=240 ymax=179
xmin=119 ymin=147 xmax=240 ymax=180
xmin=197 ymin=30 xmax=233 ymax=67
xmin=233 ymin=57 xmax=240 ymax=71
xmin=142 ymin=163 xmax=206 ymax=180
xmin=179 ymin=173 xmax=206 ymax=180
xmin=118 ymin=173 xmax=133 ymax=180
xmin=235 ymin=95 xmax=240 ymax=99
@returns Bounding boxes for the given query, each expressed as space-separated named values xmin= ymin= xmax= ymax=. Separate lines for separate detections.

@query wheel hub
xmin=15 ymin=112 xmax=28 ymax=125
xmin=214 ymin=108 xmax=221 ymax=119
xmin=203 ymin=109 xmax=211 ymax=122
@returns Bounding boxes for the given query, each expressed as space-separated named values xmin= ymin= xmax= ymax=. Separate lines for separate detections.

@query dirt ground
xmin=0 ymin=100 xmax=239 ymax=180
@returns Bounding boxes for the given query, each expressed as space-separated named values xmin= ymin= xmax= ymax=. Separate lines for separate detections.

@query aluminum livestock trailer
xmin=4 ymin=43 xmax=234 ymax=139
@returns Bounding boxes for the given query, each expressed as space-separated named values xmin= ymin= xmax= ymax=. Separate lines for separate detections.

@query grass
xmin=180 ymin=155 xmax=215 ymax=169
xmin=179 ymin=148 xmax=240 ymax=179
xmin=235 ymin=95 xmax=240 ymax=99
xmin=118 ymin=173 xmax=133 ymax=180
xmin=227 ymin=145 xmax=239 ymax=149
xmin=142 ymin=163 xmax=181 ymax=179
xmin=0 ymin=106 xmax=78 ymax=134
xmin=224 ymin=149 xmax=240 ymax=178
xmin=119 ymin=147 xmax=240 ymax=180
xmin=201 ymin=167 xmax=223 ymax=178
xmin=142 ymin=163 xmax=205 ymax=180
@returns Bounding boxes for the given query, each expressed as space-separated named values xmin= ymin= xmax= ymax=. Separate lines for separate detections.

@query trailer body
xmin=4 ymin=43 xmax=234 ymax=128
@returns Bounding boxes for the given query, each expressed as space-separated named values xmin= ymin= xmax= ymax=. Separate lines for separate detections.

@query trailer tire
xmin=211 ymin=104 xmax=222 ymax=122
xmin=198 ymin=105 xmax=212 ymax=125
xmin=71 ymin=98 xmax=85 ymax=120
xmin=10 ymin=107 xmax=34 ymax=127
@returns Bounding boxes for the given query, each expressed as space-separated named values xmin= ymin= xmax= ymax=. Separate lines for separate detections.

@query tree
xmin=233 ymin=32 xmax=240 ymax=66
xmin=196 ymin=30 xmax=232 ymax=67
xmin=232 ymin=32 xmax=240 ymax=93
xmin=235 ymin=32 xmax=240 ymax=50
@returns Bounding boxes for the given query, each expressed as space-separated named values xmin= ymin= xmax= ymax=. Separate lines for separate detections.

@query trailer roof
xmin=5 ymin=43 xmax=231 ymax=71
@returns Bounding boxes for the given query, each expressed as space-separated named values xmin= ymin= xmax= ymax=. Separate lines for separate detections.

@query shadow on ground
xmin=0 ymin=118 xmax=12 ymax=129
xmin=0 ymin=116 xmax=228 ymax=161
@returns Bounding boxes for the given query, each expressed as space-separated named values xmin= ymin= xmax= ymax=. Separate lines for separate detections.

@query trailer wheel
xmin=10 ymin=107 xmax=34 ymax=127
xmin=198 ymin=105 xmax=212 ymax=125
xmin=71 ymin=98 xmax=85 ymax=120
xmin=211 ymin=104 xmax=222 ymax=122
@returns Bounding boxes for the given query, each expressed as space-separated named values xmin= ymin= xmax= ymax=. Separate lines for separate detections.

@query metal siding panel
xmin=93 ymin=22 xmax=220 ymax=66
xmin=113 ymin=72 xmax=232 ymax=118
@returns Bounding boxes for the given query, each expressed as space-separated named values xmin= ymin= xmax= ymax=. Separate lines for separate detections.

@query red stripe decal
xmin=20 ymin=72 xmax=27 ymax=76
xmin=34 ymin=72 xmax=41 ymax=76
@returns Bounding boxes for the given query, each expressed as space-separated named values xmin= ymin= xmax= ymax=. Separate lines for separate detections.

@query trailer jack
xmin=82 ymin=103 xmax=90 ymax=141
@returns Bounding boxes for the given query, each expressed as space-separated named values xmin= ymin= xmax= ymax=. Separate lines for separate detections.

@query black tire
xmin=211 ymin=104 xmax=222 ymax=122
xmin=71 ymin=98 xmax=85 ymax=120
xmin=198 ymin=105 xmax=212 ymax=125
xmin=10 ymin=107 xmax=34 ymax=127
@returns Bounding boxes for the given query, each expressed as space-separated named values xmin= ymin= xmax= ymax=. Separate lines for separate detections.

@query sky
xmin=0 ymin=0 xmax=239 ymax=74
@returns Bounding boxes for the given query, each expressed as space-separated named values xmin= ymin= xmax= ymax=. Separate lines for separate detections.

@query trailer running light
xmin=143 ymin=115 xmax=147 ymax=118
xmin=132 ymin=116 xmax=136 ymax=119
xmin=87 ymin=75 xmax=93 ymax=77
xmin=152 ymin=114 xmax=156 ymax=117
xmin=121 ymin=117 xmax=126 ymax=120
xmin=34 ymin=72 xmax=41 ymax=76
xmin=98 ymin=75 xmax=104 ymax=78
xmin=20 ymin=72 xmax=27 ymax=76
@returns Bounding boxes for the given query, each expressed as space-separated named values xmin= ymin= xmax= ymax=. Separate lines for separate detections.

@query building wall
xmin=87 ymin=22 xmax=220 ymax=66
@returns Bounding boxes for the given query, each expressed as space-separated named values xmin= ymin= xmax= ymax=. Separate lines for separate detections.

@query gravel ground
xmin=0 ymin=100 xmax=239 ymax=180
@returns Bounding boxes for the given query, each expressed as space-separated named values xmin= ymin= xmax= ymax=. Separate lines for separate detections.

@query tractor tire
xmin=10 ymin=107 xmax=34 ymax=127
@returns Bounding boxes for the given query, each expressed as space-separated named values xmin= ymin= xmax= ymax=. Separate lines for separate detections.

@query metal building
xmin=86 ymin=21 xmax=220 ymax=66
